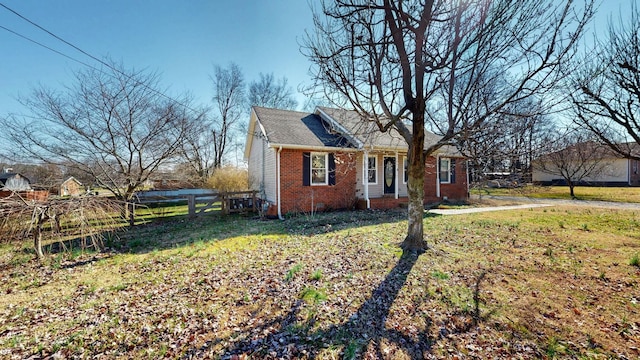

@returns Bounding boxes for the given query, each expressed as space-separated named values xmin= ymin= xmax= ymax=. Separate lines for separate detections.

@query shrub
xmin=206 ymin=166 xmax=248 ymax=192
xmin=630 ymin=253 xmax=640 ymax=268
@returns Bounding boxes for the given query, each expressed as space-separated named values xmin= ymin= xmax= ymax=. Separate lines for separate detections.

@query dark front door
xmin=383 ymin=156 xmax=395 ymax=194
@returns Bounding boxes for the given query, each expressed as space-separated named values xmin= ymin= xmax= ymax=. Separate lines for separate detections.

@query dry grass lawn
xmin=473 ymin=185 xmax=640 ymax=203
xmin=0 ymin=204 xmax=639 ymax=359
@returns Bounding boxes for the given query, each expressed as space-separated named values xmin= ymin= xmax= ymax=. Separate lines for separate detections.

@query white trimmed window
xmin=367 ymin=156 xmax=377 ymax=184
xmin=439 ymin=158 xmax=451 ymax=184
xmin=403 ymin=157 xmax=408 ymax=184
xmin=311 ymin=152 xmax=328 ymax=185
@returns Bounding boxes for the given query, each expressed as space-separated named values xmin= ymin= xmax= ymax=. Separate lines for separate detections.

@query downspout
xmin=436 ymin=154 xmax=441 ymax=198
xmin=260 ymin=134 xmax=266 ymax=199
xmin=276 ymin=146 xmax=284 ymax=220
xmin=363 ymin=149 xmax=370 ymax=209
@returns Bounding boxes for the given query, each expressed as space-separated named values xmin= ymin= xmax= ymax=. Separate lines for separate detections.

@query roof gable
xmin=247 ymin=106 xmax=354 ymax=151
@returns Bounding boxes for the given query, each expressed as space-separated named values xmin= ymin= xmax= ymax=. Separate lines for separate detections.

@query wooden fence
xmin=133 ymin=190 xmax=258 ymax=222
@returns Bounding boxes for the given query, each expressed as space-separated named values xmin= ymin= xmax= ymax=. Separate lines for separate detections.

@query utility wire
xmin=0 ymin=25 xmax=100 ymax=71
xmin=0 ymin=2 xmax=107 ymax=68
xmin=0 ymin=2 xmax=205 ymax=115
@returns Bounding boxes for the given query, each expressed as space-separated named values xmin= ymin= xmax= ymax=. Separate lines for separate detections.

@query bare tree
xmin=570 ymin=2 xmax=640 ymax=160
xmin=211 ymin=63 xmax=246 ymax=169
xmin=303 ymin=0 xmax=593 ymax=251
xmin=533 ymin=130 xmax=615 ymax=198
xmin=462 ymin=98 xmax=557 ymax=186
xmin=0 ymin=193 xmax=122 ymax=260
xmin=248 ymin=73 xmax=298 ymax=110
xmin=178 ymin=110 xmax=216 ymax=185
xmin=0 ymin=61 xmax=200 ymax=201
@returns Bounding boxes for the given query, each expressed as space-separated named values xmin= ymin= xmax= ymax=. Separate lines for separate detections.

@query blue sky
xmin=0 ymin=0 xmax=315 ymax=116
xmin=0 ymin=0 xmax=632 ymax=119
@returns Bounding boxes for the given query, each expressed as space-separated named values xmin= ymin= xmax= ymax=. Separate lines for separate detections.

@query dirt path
xmin=471 ymin=194 xmax=640 ymax=210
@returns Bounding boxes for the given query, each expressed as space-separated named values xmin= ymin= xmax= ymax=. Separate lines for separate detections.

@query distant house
xmin=0 ymin=172 xmax=32 ymax=191
xmin=60 ymin=177 xmax=83 ymax=196
xmin=244 ymin=106 xmax=468 ymax=217
xmin=532 ymin=142 xmax=640 ymax=186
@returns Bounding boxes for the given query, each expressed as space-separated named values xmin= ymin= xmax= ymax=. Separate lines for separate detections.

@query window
xmin=439 ymin=158 xmax=451 ymax=184
xmin=311 ymin=152 xmax=328 ymax=185
xmin=367 ymin=156 xmax=377 ymax=184
xmin=403 ymin=157 xmax=408 ymax=184
xmin=303 ymin=152 xmax=335 ymax=186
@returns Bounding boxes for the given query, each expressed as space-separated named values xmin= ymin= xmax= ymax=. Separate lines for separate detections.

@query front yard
xmin=473 ymin=185 xmax=640 ymax=203
xmin=0 ymin=205 xmax=638 ymax=359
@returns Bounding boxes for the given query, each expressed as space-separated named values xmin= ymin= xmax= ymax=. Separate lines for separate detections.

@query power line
xmin=0 ymin=2 xmax=107 ymax=68
xmin=0 ymin=25 xmax=100 ymax=71
xmin=0 ymin=2 xmax=205 ymax=115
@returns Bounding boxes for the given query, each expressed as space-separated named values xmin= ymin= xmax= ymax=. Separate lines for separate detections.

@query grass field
xmin=1 ymin=204 xmax=639 ymax=359
xmin=473 ymin=185 xmax=640 ymax=203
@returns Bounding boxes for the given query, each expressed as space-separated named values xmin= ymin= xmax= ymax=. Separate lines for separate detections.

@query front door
xmin=383 ymin=157 xmax=395 ymax=194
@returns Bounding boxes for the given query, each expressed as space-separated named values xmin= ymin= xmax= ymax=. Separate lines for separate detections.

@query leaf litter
xmin=0 ymin=207 xmax=638 ymax=359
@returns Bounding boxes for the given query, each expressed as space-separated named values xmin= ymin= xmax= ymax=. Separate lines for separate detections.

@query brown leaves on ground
xmin=0 ymin=207 xmax=638 ymax=359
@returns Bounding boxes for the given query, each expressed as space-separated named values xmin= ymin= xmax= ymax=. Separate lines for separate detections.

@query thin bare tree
xmin=303 ymin=0 xmax=593 ymax=251
xmin=248 ymin=73 xmax=298 ymax=110
xmin=533 ymin=130 xmax=615 ymax=198
xmin=0 ymin=60 xmax=201 ymax=201
xmin=211 ymin=63 xmax=246 ymax=169
xmin=570 ymin=2 xmax=640 ymax=160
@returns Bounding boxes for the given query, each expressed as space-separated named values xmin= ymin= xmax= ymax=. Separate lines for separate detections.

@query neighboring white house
xmin=532 ymin=143 xmax=640 ymax=186
xmin=0 ymin=172 xmax=32 ymax=191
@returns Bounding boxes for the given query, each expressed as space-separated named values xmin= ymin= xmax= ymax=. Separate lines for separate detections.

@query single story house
xmin=532 ymin=142 xmax=640 ymax=186
xmin=0 ymin=172 xmax=32 ymax=191
xmin=244 ymin=106 xmax=468 ymax=217
xmin=60 ymin=176 xmax=84 ymax=196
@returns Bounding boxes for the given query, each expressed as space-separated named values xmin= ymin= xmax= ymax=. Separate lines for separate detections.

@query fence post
xmin=187 ymin=194 xmax=196 ymax=218
xmin=128 ymin=202 xmax=135 ymax=226
xmin=252 ymin=191 xmax=257 ymax=212
xmin=222 ymin=192 xmax=229 ymax=215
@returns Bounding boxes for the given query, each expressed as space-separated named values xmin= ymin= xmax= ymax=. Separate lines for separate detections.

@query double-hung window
xmin=303 ymin=152 xmax=335 ymax=186
xmin=403 ymin=158 xmax=408 ymax=183
xmin=311 ymin=152 xmax=328 ymax=185
xmin=439 ymin=158 xmax=451 ymax=184
xmin=367 ymin=156 xmax=377 ymax=184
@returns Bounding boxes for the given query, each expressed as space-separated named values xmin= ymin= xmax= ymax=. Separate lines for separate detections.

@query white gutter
xmin=436 ymin=154 xmax=441 ymax=198
xmin=363 ymin=149 xmax=370 ymax=209
xmin=276 ymin=146 xmax=284 ymax=220
xmin=269 ymin=143 xmax=358 ymax=152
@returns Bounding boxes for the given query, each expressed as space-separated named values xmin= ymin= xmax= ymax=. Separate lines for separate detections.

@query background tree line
xmin=0 ymin=60 xmax=298 ymax=201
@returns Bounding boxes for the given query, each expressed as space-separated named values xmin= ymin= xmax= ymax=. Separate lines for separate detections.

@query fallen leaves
xmin=0 ymin=208 xmax=638 ymax=358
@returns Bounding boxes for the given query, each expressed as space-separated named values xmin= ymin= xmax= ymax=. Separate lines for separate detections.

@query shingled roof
xmin=249 ymin=106 xmax=461 ymax=156
xmin=317 ymin=107 xmax=460 ymax=156
xmin=252 ymin=107 xmax=352 ymax=148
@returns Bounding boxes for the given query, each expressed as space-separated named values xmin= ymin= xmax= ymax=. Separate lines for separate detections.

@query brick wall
xmin=278 ymin=149 xmax=357 ymax=214
xmin=439 ymin=158 xmax=468 ymax=201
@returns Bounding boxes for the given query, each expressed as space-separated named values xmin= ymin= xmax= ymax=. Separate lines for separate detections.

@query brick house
xmin=244 ymin=106 xmax=468 ymax=218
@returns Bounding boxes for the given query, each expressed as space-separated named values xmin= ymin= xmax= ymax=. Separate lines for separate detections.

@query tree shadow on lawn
xmin=191 ymin=249 xmax=477 ymax=359
xmin=113 ymin=208 xmax=435 ymax=255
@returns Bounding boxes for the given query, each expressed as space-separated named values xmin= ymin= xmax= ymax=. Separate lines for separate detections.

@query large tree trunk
xmin=402 ymin=112 xmax=428 ymax=252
